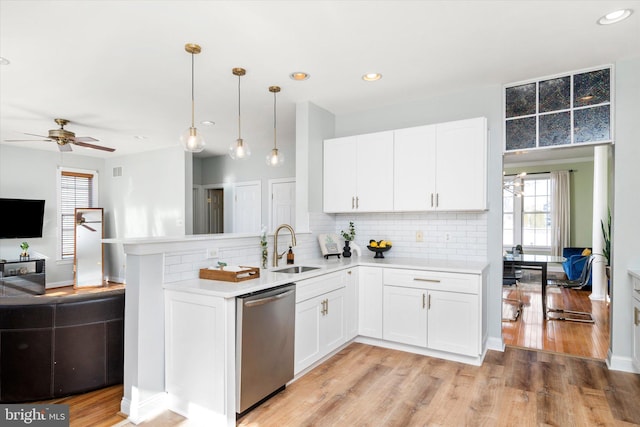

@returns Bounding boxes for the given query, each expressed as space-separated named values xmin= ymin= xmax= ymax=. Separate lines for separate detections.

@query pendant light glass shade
xmin=266 ymin=85 xmax=284 ymax=167
xmin=229 ymin=68 xmax=251 ymax=159
xmin=181 ymin=43 xmax=205 ymax=153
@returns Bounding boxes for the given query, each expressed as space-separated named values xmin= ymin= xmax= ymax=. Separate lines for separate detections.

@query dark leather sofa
xmin=0 ymin=289 xmax=124 ymax=402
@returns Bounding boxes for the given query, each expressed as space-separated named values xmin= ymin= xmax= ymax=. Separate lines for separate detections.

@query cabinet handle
xmin=326 ymin=298 xmax=329 ymax=315
xmin=428 ymin=294 xmax=431 ymax=309
xmin=352 ymin=197 xmax=355 ymax=209
xmin=356 ymin=197 xmax=359 ymax=209
xmin=413 ymin=278 xmax=441 ymax=283
xmin=436 ymin=193 xmax=439 ymax=207
xmin=635 ymin=307 xmax=640 ymax=326
xmin=422 ymin=293 xmax=426 ymax=309
xmin=321 ymin=299 xmax=326 ymax=316
xmin=430 ymin=193 xmax=434 ymax=207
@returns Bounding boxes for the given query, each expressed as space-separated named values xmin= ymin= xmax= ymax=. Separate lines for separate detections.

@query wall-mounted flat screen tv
xmin=0 ymin=198 xmax=46 ymax=239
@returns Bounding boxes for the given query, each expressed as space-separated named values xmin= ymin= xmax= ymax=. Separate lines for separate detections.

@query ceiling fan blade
xmin=24 ymin=133 xmax=50 ymax=138
xmin=58 ymin=143 xmax=73 ymax=152
xmin=72 ymin=141 xmax=115 ymax=152
xmin=73 ymin=136 xmax=99 ymax=143
xmin=82 ymin=224 xmax=97 ymax=232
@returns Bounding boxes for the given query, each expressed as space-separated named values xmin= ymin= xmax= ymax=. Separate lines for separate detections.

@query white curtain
xmin=550 ymin=170 xmax=571 ymax=256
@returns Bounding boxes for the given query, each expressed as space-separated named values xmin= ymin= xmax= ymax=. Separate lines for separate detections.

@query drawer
xmin=383 ymin=268 xmax=480 ymax=294
xmin=295 ymin=271 xmax=345 ymax=303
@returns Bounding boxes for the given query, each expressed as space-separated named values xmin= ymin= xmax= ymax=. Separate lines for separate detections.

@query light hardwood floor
xmin=502 ymin=275 xmax=610 ymax=359
xmin=45 ymin=343 xmax=639 ymax=426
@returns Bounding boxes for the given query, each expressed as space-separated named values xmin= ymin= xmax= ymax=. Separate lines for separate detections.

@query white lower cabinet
xmin=383 ymin=268 xmax=482 ymax=357
xmin=345 ymin=268 xmax=359 ymax=340
xmin=632 ymin=272 xmax=640 ymax=372
xmin=358 ymin=266 xmax=383 ymax=339
xmin=294 ymin=272 xmax=346 ymax=374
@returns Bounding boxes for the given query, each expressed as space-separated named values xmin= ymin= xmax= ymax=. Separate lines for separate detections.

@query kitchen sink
xmin=272 ymin=265 xmax=321 ymax=274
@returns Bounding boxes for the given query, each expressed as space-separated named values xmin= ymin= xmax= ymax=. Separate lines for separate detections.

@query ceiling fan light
xmin=229 ymin=138 xmax=251 ymax=159
xmin=266 ymin=148 xmax=285 ymax=167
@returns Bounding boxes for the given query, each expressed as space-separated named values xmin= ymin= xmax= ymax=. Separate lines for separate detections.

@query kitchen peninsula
xmin=110 ymin=235 xmax=488 ymax=426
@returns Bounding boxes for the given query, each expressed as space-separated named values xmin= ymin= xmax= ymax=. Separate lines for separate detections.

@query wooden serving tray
xmin=199 ymin=266 xmax=260 ymax=282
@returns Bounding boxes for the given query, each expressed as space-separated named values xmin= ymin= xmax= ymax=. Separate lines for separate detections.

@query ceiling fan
xmin=5 ymin=118 xmax=115 ymax=152
xmin=76 ymin=212 xmax=97 ymax=232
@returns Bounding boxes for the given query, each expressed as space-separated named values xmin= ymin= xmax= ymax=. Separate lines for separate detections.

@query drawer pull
xmin=413 ymin=278 xmax=441 ymax=283
xmin=635 ymin=307 xmax=640 ymax=326
xmin=422 ymin=293 xmax=426 ymax=309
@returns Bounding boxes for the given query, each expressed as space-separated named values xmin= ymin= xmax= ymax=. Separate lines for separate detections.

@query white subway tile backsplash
xmin=162 ymin=210 xmax=488 ymax=283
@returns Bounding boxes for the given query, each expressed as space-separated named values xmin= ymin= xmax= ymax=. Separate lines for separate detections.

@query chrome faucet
xmin=273 ymin=223 xmax=297 ymax=267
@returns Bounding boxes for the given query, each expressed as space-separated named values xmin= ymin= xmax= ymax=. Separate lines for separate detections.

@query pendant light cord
xmin=273 ymin=90 xmax=277 ymax=150
xmin=190 ymin=52 xmax=195 ymax=129
xmin=237 ymin=74 xmax=242 ymax=139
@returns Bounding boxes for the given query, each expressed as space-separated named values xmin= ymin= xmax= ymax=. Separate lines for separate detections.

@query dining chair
xmin=546 ymin=255 xmax=595 ymax=323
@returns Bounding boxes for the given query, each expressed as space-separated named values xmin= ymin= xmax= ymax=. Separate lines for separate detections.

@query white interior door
xmin=270 ymin=178 xmax=295 ymax=232
xmin=234 ymin=181 xmax=261 ymax=233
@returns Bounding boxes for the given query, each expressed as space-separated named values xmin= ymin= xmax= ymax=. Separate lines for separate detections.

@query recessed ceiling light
xmin=0 ymin=57 xmax=10 ymax=65
xmin=597 ymin=9 xmax=633 ymax=25
xmin=133 ymin=135 xmax=148 ymax=140
xmin=362 ymin=73 xmax=382 ymax=82
xmin=201 ymin=120 xmax=215 ymax=126
xmin=289 ymin=72 xmax=310 ymax=81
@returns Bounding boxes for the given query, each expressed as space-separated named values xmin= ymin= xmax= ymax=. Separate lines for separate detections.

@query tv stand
xmin=0 ymin=258 xmax=45 ymax=296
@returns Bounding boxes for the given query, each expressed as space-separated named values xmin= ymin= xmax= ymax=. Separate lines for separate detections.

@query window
xmin=504 ymin=66 xmax=612 ymax=152
xmin=58 ymin=168 xmax=98 ymax=260
xmin=503 ymin=174 xmax=551 ymax=250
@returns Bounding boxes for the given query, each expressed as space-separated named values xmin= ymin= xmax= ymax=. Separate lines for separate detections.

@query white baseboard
xmin=486 ymin=336 xmax=505 ymax=352
xmin=607 ymin=350 xmax=639 ymax=373
xmin=120 ymin=392 xmax=168 ymax=425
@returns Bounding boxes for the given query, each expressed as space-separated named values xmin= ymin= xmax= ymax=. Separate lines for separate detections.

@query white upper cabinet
xmin=393 ymin=124 xmax=437 ymax=211
xmin=324 ymin=117 xmax=487 ymax=213
xmin=323 ymin=131 xmax=394 ymax=213
xmin=434 ymin=117 xmax=487 ymax=211
xmin=394 ymin=118 xmax=487 ymax=211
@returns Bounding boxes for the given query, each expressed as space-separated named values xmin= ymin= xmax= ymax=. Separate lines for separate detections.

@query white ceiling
xmin=1 ymin=1 xmax=638 ymax=162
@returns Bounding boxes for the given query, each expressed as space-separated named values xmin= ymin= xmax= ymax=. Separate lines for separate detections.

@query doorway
xmin=501 ymin=147 xmax=612 ymax=360
xmin=206 ymin=188 xmax=224 ymax=234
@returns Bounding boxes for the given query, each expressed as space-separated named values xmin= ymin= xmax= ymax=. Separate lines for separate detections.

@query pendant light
xmin=266 ymin=85 xmax=284 ymax=167
xmin=180 ymin=43 xmax=205 ymax=153
xmin=228 ymin=67 xmax=251 ymax=159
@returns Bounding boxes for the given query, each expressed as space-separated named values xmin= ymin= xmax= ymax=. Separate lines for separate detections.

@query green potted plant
xmin=341 ymin=221 xmax=356 ymax=258
xmin=20 ymin=241 xmax=29 ymax=259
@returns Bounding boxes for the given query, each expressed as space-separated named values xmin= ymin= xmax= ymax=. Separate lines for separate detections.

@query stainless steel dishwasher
xmin=236 ymin=283 xmax=296 ymax=415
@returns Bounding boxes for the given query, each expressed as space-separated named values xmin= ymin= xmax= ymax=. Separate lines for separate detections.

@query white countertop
xmin=163 ymin=256 xmax=489 ymax=298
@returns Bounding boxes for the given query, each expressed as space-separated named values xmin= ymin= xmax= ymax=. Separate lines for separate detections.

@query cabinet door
xmin=321 ymin=288 xmax=346 ymax=352
xmin=427 ymin=290 xmax=480 ymax=356
xmin=355 ymin=131 xmax=394 ymax=211
xmin=345 ymin=268 xmax=359 ymax=341
xmin=435 ymin=117 xmax=487 ymax=211
xmin=294 ymin=296 xmax=322 ymax=374
xmin=383 ymin=286 xmax=427 ymax=347
xmin=358 ymin=266 xmax=383 ymax=339
xmin=394 ymin=125 xmax=437 ymax=211
xmin=633 ymin=298 xmax=640 ymax=372
xmin=323 ymin=136 xmax=357 ymax=212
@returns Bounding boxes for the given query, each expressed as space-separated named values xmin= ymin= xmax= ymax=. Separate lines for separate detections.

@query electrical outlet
xmin=416 ymin=231 xmax=424 ymax=242
xmin=207 ymin=248 xmax=219 ymax=259
xmin=445 ymin=233 xmax=451 ymax=242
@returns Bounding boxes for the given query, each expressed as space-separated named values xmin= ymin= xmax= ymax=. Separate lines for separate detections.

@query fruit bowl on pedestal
xmin=367 ymin=241 xmax=392 ymax=259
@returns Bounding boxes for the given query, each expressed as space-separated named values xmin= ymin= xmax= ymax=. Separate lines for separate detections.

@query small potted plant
xmin=20 ymin=241 xmax=29 ymax=260
xmin=341 ymin=221 xmax=356 ymax=258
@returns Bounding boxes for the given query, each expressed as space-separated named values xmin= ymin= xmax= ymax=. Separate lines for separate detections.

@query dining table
xmin=503 ymin=253 xmax=566 ymax=320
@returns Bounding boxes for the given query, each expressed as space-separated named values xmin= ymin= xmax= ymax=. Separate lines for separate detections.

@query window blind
xmin=60 ymin=171 xmax=93 ymax=259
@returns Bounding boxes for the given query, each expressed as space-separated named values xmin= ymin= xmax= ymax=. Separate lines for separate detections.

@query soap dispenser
xmin=287 ymin=246 xmax=294 ymax=265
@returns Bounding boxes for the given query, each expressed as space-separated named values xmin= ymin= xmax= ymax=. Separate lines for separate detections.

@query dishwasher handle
xmin=243 ymin=289 xmax=295 ymax=307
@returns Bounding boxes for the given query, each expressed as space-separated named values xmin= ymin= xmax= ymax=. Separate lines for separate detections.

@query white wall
xmin=610 ymin=57 xmax=640 ymax=369
xmin=103 ymin=146 xmax=187 ymax=282
xmin=0 ymin=145 xmax=105 ymax=287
